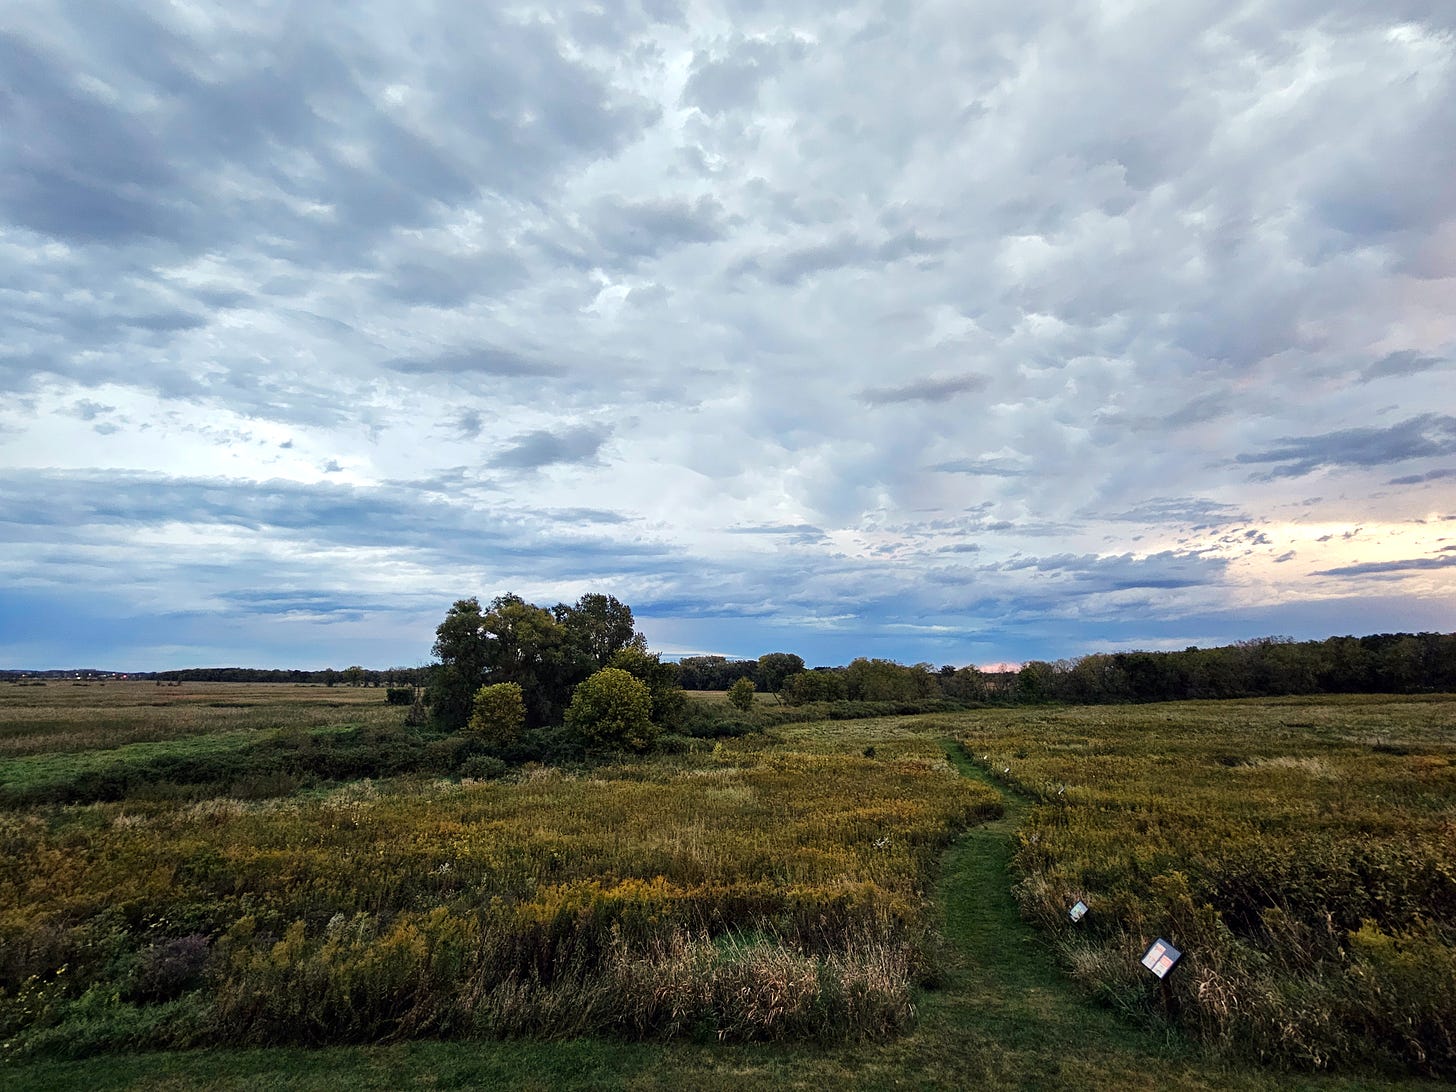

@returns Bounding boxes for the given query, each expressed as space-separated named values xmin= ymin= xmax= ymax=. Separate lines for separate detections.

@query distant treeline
xmin=0 ymin=666 xmax=429 ymax=686
xmin=1013 ymin=631 xmax=1456 ymax=703
xmin=151 ymin=666 xmax=427 ymax=687
xmin=679 ymin=631 xmax=1456 ymax=705
xmin=7 ymin=631 xmax=1452 ymax=704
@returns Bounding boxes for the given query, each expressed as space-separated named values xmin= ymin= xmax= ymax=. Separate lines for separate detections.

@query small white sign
xmin=1069 ymin=900 xmax=1088 ymax=922
xmin=1141 ymin=938 xmax=1181 ymax=979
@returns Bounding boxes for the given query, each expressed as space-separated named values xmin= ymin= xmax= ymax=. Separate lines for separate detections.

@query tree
xmin=940 ymin=665 xmax=989 ymax=702
xmin=428 ymin=594 xmax=592 ymax=731
xmin=844 ymin=658 xmax=939 ymax=701
xmin=429 ymin=598 xmax=490 ymax=730
xmin=468 ymin=682 xmax=525 ymax=747
xmin=557 ymin=593 xmax=646 ymax=668
xmin=779 ymin=670 xmax=844 ymax=704
xmin=755 ymin=652 xmax=805 ymax=695
xmin=727 ymin=677 xmax=756 ymax=711
xmin=564 ymin=668 xmax=656 ymax=752
xmin=676 ymin=655 xmax=757 ymax=690
xmin=475 ymin=594 xmax=587 ymax=728
xmin=343 ymin=665 xmax=365 ymax=687
xmin=1016 ymin=660 xmax=1059 ymax=702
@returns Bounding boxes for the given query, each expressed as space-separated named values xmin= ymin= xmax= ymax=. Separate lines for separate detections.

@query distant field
xmin=0 ymin=680 xmax=399 ymax=758
xmin=1 ymin=686 xmax=1452 ymax=1088
xmin=684 ymin=689 xmax=735 ymax=704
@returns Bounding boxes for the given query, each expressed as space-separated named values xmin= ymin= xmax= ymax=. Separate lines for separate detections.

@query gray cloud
xmin=1313 ymin=556 xmax=1456 ymax=577
xmin=1237 ymin=416 xmax=1456 ymax=479
xmin=1361 ymin=350 xmax=1445 ymax=383
xmin=725 ymin=523 xmax=825 ymax=536
xmin=488 ymin=425 xmax=611 ymax=470
xmin=928 ymin=458 xmax=1024 ymax=477
xmin=387 ymin=348 xmax=564 ymax=377
xmin=862 ymin=372 xmax=989 ymax=405
xmin=1388 ymin=467 xmax=1456 ymax=486
xmin=588 ymin=195 xmax=726 ymax=260
xmin=1111 ymin=498 xmax=1248 ymax=527
xmin=682 ymin=35 xmax=808 ymax=116
xmin=737 ymin=230 xmax=949 ymax=286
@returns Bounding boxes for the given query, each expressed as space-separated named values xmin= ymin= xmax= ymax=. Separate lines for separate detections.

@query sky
xmin=2 ymin=1 xmax=1455 ymax=672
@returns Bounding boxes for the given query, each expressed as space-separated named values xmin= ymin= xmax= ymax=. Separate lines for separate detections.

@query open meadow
xmin=1 ymin=682 xmax=1453 ymax=1089
xmin=946 ymin=695 xmax=1456 ymax=1075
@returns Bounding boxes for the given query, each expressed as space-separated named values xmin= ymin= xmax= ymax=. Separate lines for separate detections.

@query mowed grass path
xmin=6 ymin=717 xmax=1445 ymax=1091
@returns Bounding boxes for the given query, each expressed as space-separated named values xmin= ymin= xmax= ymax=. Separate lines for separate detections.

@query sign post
xmin=1140 ymin=938 xmax=1181 ymax=979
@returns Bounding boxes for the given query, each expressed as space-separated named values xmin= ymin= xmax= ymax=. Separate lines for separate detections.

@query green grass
xmin=0 ymin=725 xmax=355 ymax=795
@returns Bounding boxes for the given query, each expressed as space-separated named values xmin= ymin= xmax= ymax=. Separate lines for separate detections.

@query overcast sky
xmin=3 ymin=1 xmax=1454 ymax=671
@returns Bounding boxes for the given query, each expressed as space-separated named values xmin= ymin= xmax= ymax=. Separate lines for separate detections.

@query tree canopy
xmin=428 ymin=592 xmax=661 ymax=733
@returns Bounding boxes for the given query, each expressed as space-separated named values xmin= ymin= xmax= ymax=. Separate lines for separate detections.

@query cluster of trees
xmin=428 ymin=593 xmax=684 ymax=752
xmin=676 ymin=652 xmax=812 ymax=694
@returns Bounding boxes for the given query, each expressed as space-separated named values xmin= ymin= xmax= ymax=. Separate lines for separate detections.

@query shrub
xmin=459 ymin=755 xmax=510 ymax=780
xmin=385 ymin=687 xmax=414 ymax=705
xmin=468 ymin=682 xmax=526 ymax=747
xmin=727 ymin=678 xmax=756 ymax=712
xmin=565 ymin=668 xmax=656 ymax=752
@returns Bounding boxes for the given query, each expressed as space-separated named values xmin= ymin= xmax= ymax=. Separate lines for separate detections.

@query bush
xmin=727 ymin=678 xmax=756 ymax=711
xmin=459 ymin=755 xmax=510 ymax=780
xmin=468 ymin=682 xmax=526 ymax=747
xmin=565 ymin=668 xmax=656 ymax=752
xmin=385 ymin=687 xmax=414 ymax=705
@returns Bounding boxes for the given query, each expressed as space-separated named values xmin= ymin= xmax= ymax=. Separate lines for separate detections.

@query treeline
xmin=686 ymin=632 xmax=1456 ymax=708
xmin=1014 ymin=632 xmax=1456 ymax=703
xmin=149 ymin=666 xmax=426 ymax=687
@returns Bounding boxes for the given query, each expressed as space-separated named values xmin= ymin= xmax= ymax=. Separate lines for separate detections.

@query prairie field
xmin=0 ymin=681 xmax=998 ymax=1061
xmin=1 ymin=683 xmax=1452 ymax=1089
xmin=945 ymin=694 xmax=1456 ymax=1075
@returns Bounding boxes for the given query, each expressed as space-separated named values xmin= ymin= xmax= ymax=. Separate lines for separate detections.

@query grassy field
xmin=943 ymin=695 xmax=1456 ymax=1076
xmin=1 ymin=685 xmax=1453 ymax=1088
xmin=0 ymin=681 xmax=398 ymax=758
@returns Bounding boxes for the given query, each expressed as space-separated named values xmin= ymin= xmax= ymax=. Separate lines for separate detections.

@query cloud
xmin=928 ymin=458 xmax=1024 ymax=477
xmin=487 ymin=425 xmax=611 ymax=470
xmin=725 ymin=523 xmax=825 ymax=538
xmin=1236 ymin=416 xmax=1456 ymax=479
xmin=1111 ymin=498 xmax=1247 ymax=526
xmin=386 ymin=348 xmax=563 ymax=377
xmin=737 ymin=230 xmax=949 ymax=285
xmin=1361 ymin=350 xmax=1445 ymax=383
xmin=0 ymin=2 xmax=1453 ymax=669
xmin=1313 ymin=555 xmax=1456 ymax=577
xmin=682 ymin=35 xmax=808 ymax=116
xmin=861 ymin=373 xmax=989 ymax=405
xmin=1387 ymin=467 xmax=1456 ymax=486
xmin=588 ymin=195 xmax=726 ymax=261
